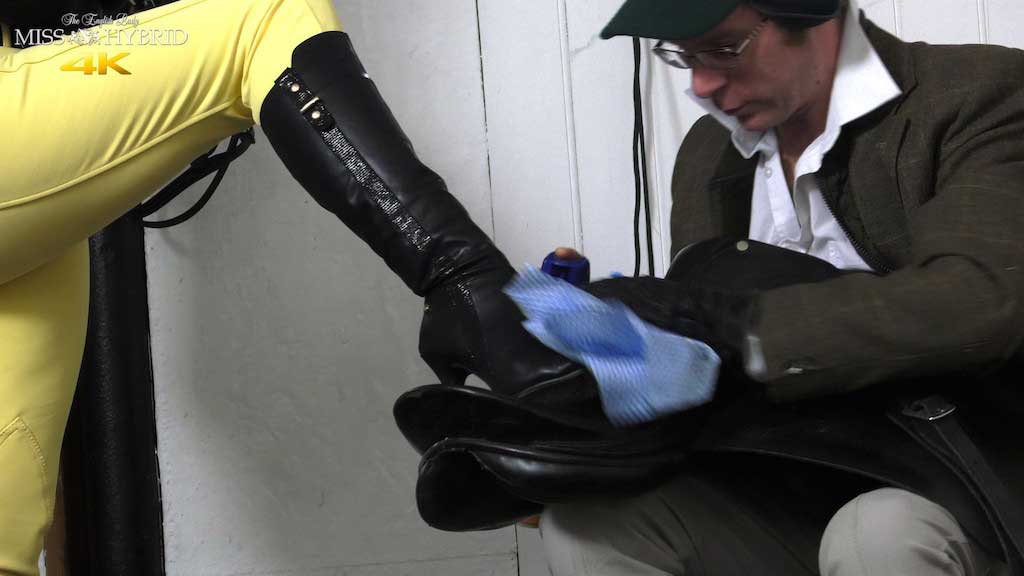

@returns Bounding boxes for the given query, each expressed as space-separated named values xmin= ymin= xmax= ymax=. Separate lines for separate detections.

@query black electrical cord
xmin=632 ymin=39 xmax=643 ymax=278
xmin=638 ymin=65 xmax=655 ymax=276
xmin=632 ymin=38 xmax=656 ymax=278
xmin=139 ymin=128 xmax=255 ymax=228
xmin=6 ymin=1 xmax=254 ymax=226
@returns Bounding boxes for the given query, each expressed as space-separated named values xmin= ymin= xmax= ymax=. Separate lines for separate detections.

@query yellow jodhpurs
xmin=0 ymin=1 xmax=341 ymax=573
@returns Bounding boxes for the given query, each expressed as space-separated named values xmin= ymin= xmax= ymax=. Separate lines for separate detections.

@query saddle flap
xmin=417 ymin=437 xmax=687 ymax=531
xmin=694 ymin=394 xmax=1000 ymax=553
xmin=394 ymin=383 xmax=610 ymax=455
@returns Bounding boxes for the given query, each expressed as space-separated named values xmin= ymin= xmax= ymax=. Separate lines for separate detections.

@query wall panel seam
xmin=893 ymin=0 xmax=902 ymax=38
xmin=977 ymin=0 xmax=990 ymax=43
xmin=557 ymin=0 xmax=585 ymax=252
xmin=475 ymin=0 xmax=498 ymax=239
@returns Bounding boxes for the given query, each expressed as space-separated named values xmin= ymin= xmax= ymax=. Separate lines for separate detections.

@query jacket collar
xmin=860 ymin=14 xmax=917 ymax=108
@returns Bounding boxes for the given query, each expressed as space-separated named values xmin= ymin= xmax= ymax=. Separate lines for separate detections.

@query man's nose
xmin=690 ymin=66 xmax=728 ymax=99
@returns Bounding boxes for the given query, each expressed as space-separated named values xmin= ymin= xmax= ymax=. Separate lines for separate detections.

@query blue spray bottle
xmin=540 ymin=250 xmax=590 ymax=286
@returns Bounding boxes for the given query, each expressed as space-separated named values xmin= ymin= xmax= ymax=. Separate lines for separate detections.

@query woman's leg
xmin=0 ymin=2 xmax=341 ymax=572
xmin=0 ymin=0 xmax=342 ymax=284
xmin=0 ymin=244 xmax=89 ymax=576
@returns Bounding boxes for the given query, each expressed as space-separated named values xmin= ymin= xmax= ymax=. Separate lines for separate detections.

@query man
xmin=538 ymin=0 xmax=1023 ymax=574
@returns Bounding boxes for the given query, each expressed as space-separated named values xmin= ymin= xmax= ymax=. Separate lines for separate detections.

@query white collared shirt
xmin=687 ymin=1 xmax=900 ymax=272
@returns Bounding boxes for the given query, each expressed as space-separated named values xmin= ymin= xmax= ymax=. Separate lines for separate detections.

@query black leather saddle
xmin=394 ymin=238 xmax=1023 ymax=571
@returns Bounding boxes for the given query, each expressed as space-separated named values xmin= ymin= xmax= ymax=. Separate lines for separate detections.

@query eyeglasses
xmin=653 ymin=18 xmax=769 ymax=71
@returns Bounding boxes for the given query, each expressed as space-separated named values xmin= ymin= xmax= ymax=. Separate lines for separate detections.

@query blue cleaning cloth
xmin=504 ymin=267 xmax=721 ymax=427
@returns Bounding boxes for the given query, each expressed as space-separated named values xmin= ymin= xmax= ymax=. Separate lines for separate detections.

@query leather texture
xmin=397 ymin=238 xmax=1022 ymax=571
xmin=580 ymin=237 xmax=849 ymax=362
xmin=61 ymin=217 xmax=166 ymax=576
xmin=258 ymin=31 xmax=579 ymax=395
xmin=395 ymin=239 xmax=841 ymax=529
xmin=397 ymin=384 xmax=697 ymax=531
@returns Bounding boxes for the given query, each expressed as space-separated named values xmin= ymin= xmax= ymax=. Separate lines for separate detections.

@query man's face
xmin=679 ymin=5 xmax=822 ymax=132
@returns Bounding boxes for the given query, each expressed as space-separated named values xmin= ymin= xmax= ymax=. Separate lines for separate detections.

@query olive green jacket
xmin=669 ymin=15 xmax=1024 ymax=403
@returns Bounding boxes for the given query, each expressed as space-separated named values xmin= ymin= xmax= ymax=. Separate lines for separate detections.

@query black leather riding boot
xmin=259 ymin=31 xmax=579 ymax=394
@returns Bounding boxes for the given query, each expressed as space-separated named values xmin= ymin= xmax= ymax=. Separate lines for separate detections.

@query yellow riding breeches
xmin=0 ymin=1 xmax=341 ymax=573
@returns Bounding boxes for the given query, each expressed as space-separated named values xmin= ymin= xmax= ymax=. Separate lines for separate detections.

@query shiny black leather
xmin=417 ymin=436 xmax=687 ymax=531
xmin=417 ymin=260 xmax=585 ymax=394
xmin=396 ymin=238 xmax=849 ymax=530
xmin=581 ymin=276 xmax=711 ymax=342
xmin=397 ymin=384 xmax=697 ymax=531
xmin=396 ymin=238 xmax=1023 ymax=564
xmin=259 ymin=32 xmax=578 ymax=394
xmin=583 ymin=238 xmax=847 ymax=360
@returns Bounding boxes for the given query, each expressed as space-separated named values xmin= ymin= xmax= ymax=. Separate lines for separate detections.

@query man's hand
xmin=518 ymin=514 xmax=541 ymax=528
xmin=553 ymin=246 xmax=583 ymax=260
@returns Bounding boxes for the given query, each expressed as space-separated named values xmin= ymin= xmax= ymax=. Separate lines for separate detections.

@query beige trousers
xmin=541 ymin=470 xmax=1001 ymax=576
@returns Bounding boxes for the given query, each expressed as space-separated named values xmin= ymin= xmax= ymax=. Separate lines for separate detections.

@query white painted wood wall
xmin=144 ymin=1 xmax=1024 ymax=574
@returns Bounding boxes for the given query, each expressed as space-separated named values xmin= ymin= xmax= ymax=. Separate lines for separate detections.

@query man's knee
xmin=540 ymin=495 xmax=691 ymax=576
xmin=540 ymin=502 xmax=624 ymax=575
xmin=539 ymin=500 xmax=638 ymax=569
xmin=819 ymin=488 xmax=981 ymax=576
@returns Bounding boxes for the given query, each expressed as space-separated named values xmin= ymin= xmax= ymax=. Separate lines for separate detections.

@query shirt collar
xmin=686 ymin=0 xmax=901 ymax=159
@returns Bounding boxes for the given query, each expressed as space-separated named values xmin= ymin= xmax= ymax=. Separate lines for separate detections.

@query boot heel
xmin=424 ymin=358 xmax=469 ymax=387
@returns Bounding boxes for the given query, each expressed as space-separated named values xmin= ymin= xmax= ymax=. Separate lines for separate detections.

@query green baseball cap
xmin=600 ymin=0 xmax=744 ymax=41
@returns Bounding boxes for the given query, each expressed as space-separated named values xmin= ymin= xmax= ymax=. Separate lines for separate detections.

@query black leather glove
xmin=581 ymin=275 xmax=758 ymax=364
xmin=581 ymin=239 xmax=848 ymax=372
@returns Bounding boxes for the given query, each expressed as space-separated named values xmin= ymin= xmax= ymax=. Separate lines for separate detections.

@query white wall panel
xmin=565 ymin=0 xmax=663 ymax=277
xmin=987 ymin=0 xmax=1024 ymax=49
xmin=898 ymin=0 xmax=981 ymax=43
xmin=477 ymin=0 xmax=578 ymax=267
xmin=515 ymin=526 xmax=550 ymax=576
xmin=861 ymin=0 xmax=898 ymax=35
xmin=646 ymin=49 xmax=707 ymax=266
xmin=339 ymin=1 xmax=494 ymax=230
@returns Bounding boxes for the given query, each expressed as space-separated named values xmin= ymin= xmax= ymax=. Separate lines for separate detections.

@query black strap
xmin=140 ymin=129 xmax=255 ymax=228
xmin=890 ymin=396 xmax=1024 ymax=572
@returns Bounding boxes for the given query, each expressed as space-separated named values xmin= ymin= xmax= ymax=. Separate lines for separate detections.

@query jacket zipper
xmin=815 ymin=174 xmax=894 ymax=274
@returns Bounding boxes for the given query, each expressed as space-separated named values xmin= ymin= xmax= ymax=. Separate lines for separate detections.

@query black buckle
xmin=278 ymin=71 xmax=335 ymax=131
xmin=302 ymin=100 xmax=334 ymax=131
